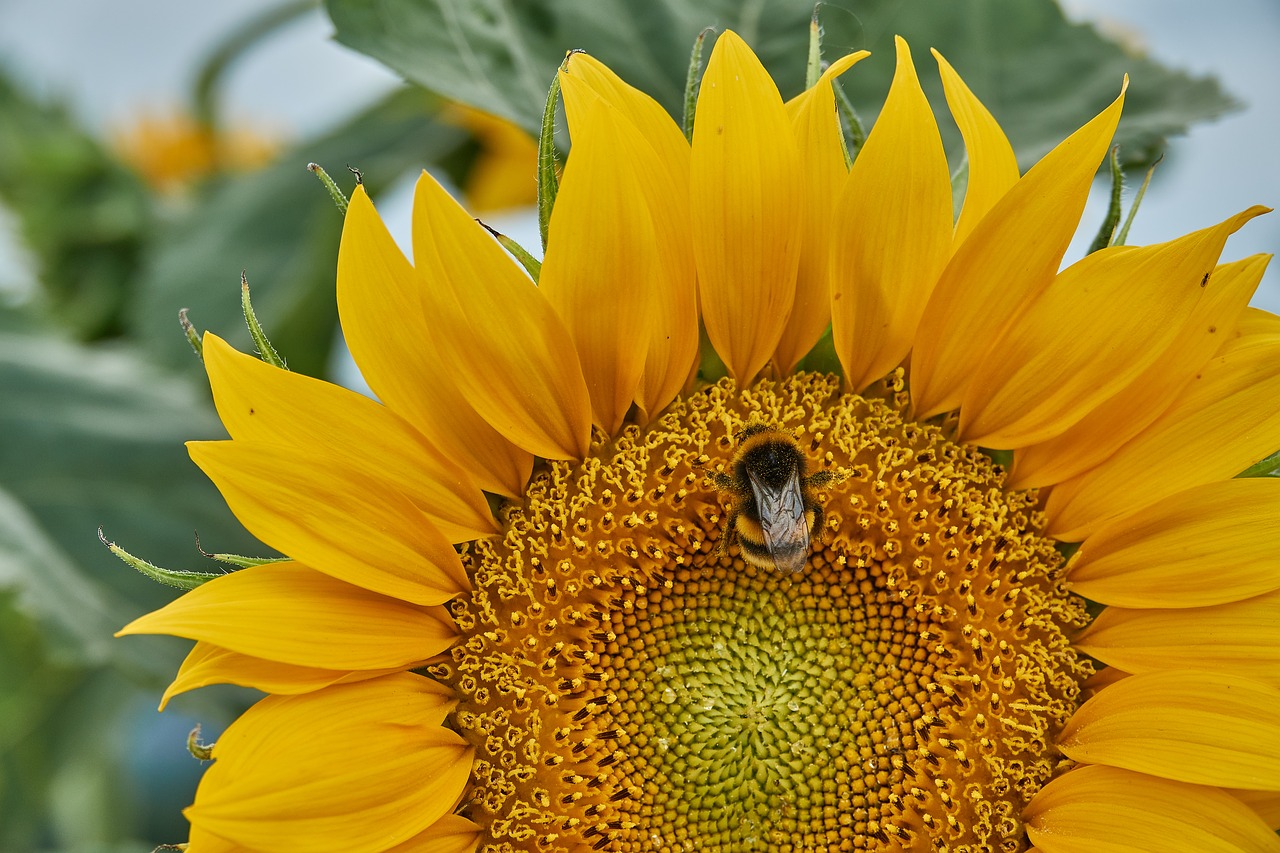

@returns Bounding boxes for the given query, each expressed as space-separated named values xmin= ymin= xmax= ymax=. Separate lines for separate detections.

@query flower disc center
xmin=620 ymin=558 xmax=915 ymax=850
xmin=441 ymin=374 xmax=1091 ymax=852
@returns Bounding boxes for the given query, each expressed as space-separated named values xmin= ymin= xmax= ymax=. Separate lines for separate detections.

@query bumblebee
xmin=712 ymin=425 xmax=836 ymax=574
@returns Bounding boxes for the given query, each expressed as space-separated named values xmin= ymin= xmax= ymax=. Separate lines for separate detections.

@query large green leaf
xmin=0 ymin=314 xmax=261 ymax=670
xmin=0 ymin=602 xmax=224 ymax=850
xmin=326 ymin=0 xmax=1236 ymax=169
xmin=0 ymin=486 xmax=137 ymax=668
xmin=132 ymin=86 xmax=473 ymax=376
xmin=0 ymin=594 xmax=95 ymax=850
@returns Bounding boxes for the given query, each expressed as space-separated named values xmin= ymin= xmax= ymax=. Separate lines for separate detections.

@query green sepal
xmin=1237 ymin=449 xmax=1280 ymax=479
xmin=307 ymin=161 xmax=350 ymax=215
xmin=178 ymin=308 xmax=203 ymax=363
xmin=806 ymin=11 xmax=822 ymax=89
xmin=1088 ymin=146 xmax=1123 ymax=253
xmin=479 ymin=220 xmax=541 ymax=281
xmin=833 ymin=79 xmax=864 ymax=166
xmin=204 ymin=554 xmax=286 ymax=568
xmin=537 ymin=64 xmax=563 ymax=251
xmin=1114 ymin=154 xmax=1162 ymax=246
xmin=683 ymin=27 xmax=713 ymax=142
xmin=99 ymin=527 xmax=224 ymax=591
xmin=187 ymin=723 xmax=214 ymax=761
xmin=241 ymin=272 xmax=288 ymax=370
xmin=194 ymin=533 xmax=289 ymax=569
xmin=806 ymin=8 xmax=860 ymax=170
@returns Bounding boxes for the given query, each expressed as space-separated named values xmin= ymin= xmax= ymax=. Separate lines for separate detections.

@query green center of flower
xmin=615 ymin=559 xmax=917 ymax=850
xmin=436 ymin=374 xmax=1091 ymax=851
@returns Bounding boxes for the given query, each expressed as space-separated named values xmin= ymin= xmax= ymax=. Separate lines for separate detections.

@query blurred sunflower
xmin=444 ymin=104 xmax=540 ymax=214
xmin=118 ymin=30 xmax=1280 ymax=853
xmin=113 ymin=109 xmax=277 ymax=192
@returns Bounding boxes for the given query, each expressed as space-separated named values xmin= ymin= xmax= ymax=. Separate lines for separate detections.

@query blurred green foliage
xmin=0 ymin=0 xmax=1240 ymax=848
xmin=0 ymin=73 xmax=152 ymax=340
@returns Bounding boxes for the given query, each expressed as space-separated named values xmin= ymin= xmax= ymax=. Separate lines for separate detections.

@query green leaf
xmin=0 ymin=67 xmax=152 ymax=340
xmin=0 ymin=610 xmax=224 ymax=850
xmin=0 ymin=312 xmax=264 ymax=669
xmin=0 ymin=601 xmax=113 ymax=849
xmin=325 ymin=0 xmax=1236 ymax=171
xmin=131 ymin=87 xmax=471 ymax=376
xmin=0 ymin=486 xmax=138 ymax=668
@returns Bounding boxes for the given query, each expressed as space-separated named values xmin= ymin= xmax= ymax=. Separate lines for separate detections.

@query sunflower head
xmin=112 ymin=109 xmax=277 ymax=192
xmin=117 ymin=27 xmax=1280 ymax=853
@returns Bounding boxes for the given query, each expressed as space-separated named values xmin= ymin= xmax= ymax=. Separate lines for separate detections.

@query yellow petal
xmin=338 ymin=186 xmax=532 ymax=496
xmin=118 ymin=562 xmax=456 ymax=670
xmin=445 ymin=105 xmax=538 ymax=214
xmin=831 ymin=38 xmax=954 ymax=392
xmin=934 ymin=49 xmax=1020 ymax=247
xmin=1067 ymin=478 xmax=1280 ymax=607
xmin=1025 ymin=764 xmax=1280 ymax=853
xmin=544 ymin=69 xmax=657 ymax=433
xmin=1085 ymin=665 xmax=1131 ymax=693
xmin=960 ymin=208 xmax=1266 ymax=448
xmin=557 ymin=53 xmax=699 ymax=421
xmin=691 ymin=29 xmax=802 ymax=383
xmin=562 ymin=53 xmax=690 ymax=183
xmin=1230 ymin=790 xmax=1280 ymax=831
xmin=187 ymin=440 xmax=467 ymax=606
xmin=1058 ymin=670 xmax=1280 ymax=790
xmin=186 ymin=824 xmax=242 ymax=853
xmin=1236 ymin=304 xmax=1280 ymax=337
xmin=412 ymin=172 xmax=592 ymax=460
xmin=773 ymin=50 xmax=868 ymax=375
xmin=158 ymin=641 xmax=399 ymax=711
xmin=1009 ymin=254 xmax=1269 ymax=489
xmin=386 ymin=815 xmax=482 ymax=853
xmin=186 ymin=674 xmax=470 ymax=853
xmin=1046 ymin=332 xmax=1280 ymax=541
xmin=910 ymin=80 xmax=1127 ymax=418
xmin=204 ymin=334 xmax=495 ymax=542
xmin=1075 ymin=590 xmax=1280 ymax=688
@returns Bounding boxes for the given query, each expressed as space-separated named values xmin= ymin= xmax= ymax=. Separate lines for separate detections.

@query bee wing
xmin=746 ymin=465 xmax=810 ymax=573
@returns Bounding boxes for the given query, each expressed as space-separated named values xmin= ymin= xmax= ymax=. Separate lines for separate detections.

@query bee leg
xmin=808 ymin=502 xmax=826 ymax=544
xmin=710 ymin=471 xmax=735 ymax=490
xmin=715 ymin=506 xmax=739 ymax=559
xmin=806 ymin=470 xmax=843 ymax=489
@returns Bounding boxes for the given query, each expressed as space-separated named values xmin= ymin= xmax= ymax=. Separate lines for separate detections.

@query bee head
xmin=733 ymin=425 xmax=807 ymax=489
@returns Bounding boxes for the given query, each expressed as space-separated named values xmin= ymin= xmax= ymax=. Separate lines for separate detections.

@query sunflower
xmin=117 ymin=29 xmax=1280 ymax=853
xmin=443 ymin=104 xmax=541 ymax=214
xmin=113 ymin=109 xmax=277 ymax=192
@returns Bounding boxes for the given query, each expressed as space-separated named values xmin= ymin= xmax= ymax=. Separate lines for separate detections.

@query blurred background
xmin=0 ymin=0 xmax=1274 ymax=849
